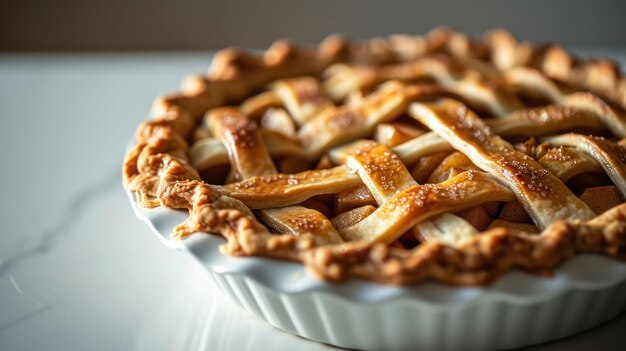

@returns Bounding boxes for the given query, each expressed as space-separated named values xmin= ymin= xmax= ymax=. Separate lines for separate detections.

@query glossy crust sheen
xmin=123 ymin=28 xmax=626 ymax=285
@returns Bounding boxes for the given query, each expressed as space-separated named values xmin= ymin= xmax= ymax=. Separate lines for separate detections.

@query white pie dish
xmin=127 ymin=185 xmax=626 ymax=350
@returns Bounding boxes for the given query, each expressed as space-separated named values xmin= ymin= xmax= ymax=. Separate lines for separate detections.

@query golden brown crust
xmin=410 ymin=99 xmax=596 ymax=228
xmin=207 ymin=107 xmax=278 ymax=179
xmin=123 ymin=28 xmax=626 ymax=285
xmin=134 ymin=147 xmax=626 ymax=285
xmin=306 ymin=204 xmax=626 ymax=284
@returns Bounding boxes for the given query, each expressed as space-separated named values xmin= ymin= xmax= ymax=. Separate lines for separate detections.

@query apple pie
xmin=124 ymin=28 xmax=626 ymax=285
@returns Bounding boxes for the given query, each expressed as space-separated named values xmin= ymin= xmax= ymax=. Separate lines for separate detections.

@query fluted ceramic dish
xmin=127 ymin=186 xmax=626 ymax=351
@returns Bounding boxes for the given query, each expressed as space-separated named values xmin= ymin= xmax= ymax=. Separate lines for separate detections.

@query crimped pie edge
xmin=123 ymin=28 xmax=626 ymax=285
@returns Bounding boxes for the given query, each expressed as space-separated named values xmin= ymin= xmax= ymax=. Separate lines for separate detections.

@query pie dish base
xmin=128 ymin=187 xmax=626 ymax=350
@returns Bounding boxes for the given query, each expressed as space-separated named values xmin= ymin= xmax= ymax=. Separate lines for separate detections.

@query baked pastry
xmin=124 ymin=28 xmax=626 ymax=285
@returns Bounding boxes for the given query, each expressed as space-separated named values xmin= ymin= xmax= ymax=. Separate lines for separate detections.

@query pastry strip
xmin=561 ymin=93 xmax=626 ymax=138
xmin=222 ymin=166 xmax=361 ymax=209
xmin=413 ymin=213 xmax=478 ymax=245
xmin=504 ymin=68 xmax=626 ymax=137
xmin=240 ymin=91 xmax=283 ymax=117
xmin=272 ymin=77 xmax=335 ymax=125
xmin=503 ymin=67 xmax=565 ymax=102
xmin=340 ymin=171 xmax=515 ymax=243
xmin=487 ymin=105 xmax=605 ymax=137
xmin=298 ymin=82 xmax=446 ymax=158
xmin=330 ymin=205 xmax=376 ymax=230
xmin=332 ymin=132 xmax=602 ymax=184
xmin=338 ymin=140 xmax=477 ymax=244
xmin=544 ymin=134 xmax=626 ymax=196
xmin=207 ymin=108 xmax=277 ymax=180
xmin=190 ymin=130 xmax=305 ymax=172
xmin=536 ymin=147 xmax=602 ymax=181
xmin=324 ymin=57 xmax=522 ymax=116
xmin=344 ymin=141 xmax=417 ymax=204
xmin=391 ymin=132 xmax=454 ymax=165
xmin=258 ymin=206 xmax=344 ymax=245
xmin=410 ymin=99 xmax=595 ymax=228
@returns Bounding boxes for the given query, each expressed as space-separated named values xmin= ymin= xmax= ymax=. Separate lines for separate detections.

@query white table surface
xmin=1 ymin=50 xmax=625 ymax=351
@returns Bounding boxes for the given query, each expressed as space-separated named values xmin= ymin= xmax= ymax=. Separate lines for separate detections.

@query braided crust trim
xmin=131 ymin=152 xmax=626 ymax=285
xmin=124 ymin=28 xmax=626 ymax=285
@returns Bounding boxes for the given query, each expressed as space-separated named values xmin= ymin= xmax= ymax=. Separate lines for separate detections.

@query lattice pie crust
xmin=124 ymin=28 xmax=626 ymax=285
